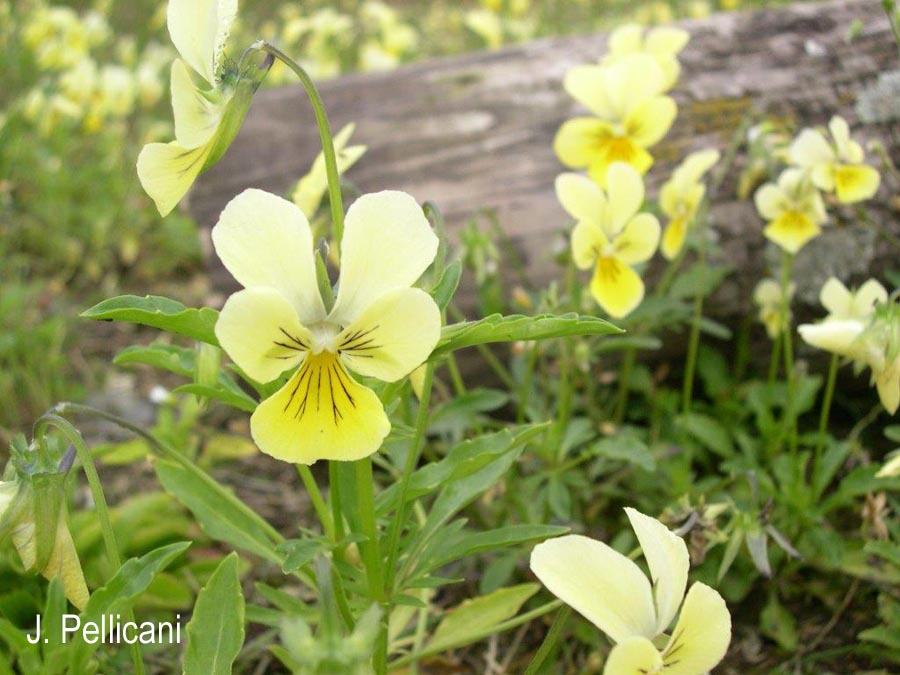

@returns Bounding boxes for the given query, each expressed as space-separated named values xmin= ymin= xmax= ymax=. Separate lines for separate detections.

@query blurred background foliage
xmin=0 ymin=0 xmax=783 ymax=436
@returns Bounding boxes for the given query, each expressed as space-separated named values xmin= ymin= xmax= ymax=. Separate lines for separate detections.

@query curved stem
xmin=523 ymin=606 xmax=571 ymax=675
xmin=34 ymin=414 xmax=145 ymax=675
xmin=252 ymin=42 xmax=345 ymax=246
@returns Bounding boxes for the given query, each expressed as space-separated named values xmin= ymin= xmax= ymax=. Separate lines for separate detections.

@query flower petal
xmin=853 ymin=279 xmax=888 ymax=317
xmin=13 ymin=517 xmax=89 ymax=610
xmin=624 ymin=95 xmax=677 ymax=148
xmin=820 ymin=277 xmax=852 ymax=318
xmin=331 ymin=191 xmax=438 ymax=325
xmin=753 ymin=182 xmax=784 ymax=221
xmin=660 ymin=583 xmax=731 ymax=675
xmin=798 ymin=319 xmax=865 ymax=357
xmin=605 ymin=162 xmax=646 ymax=235
xmin=212 ymin=189 xmax=327 ymax=324
xmin=828 ymin=116 xmax=864 ymax=162
xmin=171 ymin=59 xmax=222 ymax=148
xmin=167 ymin=0 xmax=236 ymax=86
xmin=571 ymin=220 xmax=609 ymax=270
xmin=788 ymin=128 xmax=833 ymax=168
xmin=833 ymin=164 xmax=880 ymax=204
xmin=607 ymin=24 xmax=643 ymax=55
xmin=875 ymin=358 xmax=900 ymax=415
xmin=216 ymin=287 xmax=313 ymax=384
xmin=556 ymin=173 xmax=606 ymax=224
xmin=624 ymin=508 xmax=689 ymax=635
xmin=587 ymin=140 xmax=654 ymax=187
xmin=661 ymin=217 xmax=687 ymax=260
xmin=603 ymin=636 xmax=664 ymax=675
xmin=554 ymin=117 xmax=615 ymax=169
xmin=613 ymin=213 xmax=659 ymax=265
xmin=645 ymin=26 xmax=690 ymax=57
xmin=564 ymin=65 xmax=617 ymax=119
xmin=137 ymin=141 xmax=213 ymax=216
xmin=251 ymin=352 xmax=390 ymax=464
xmin=764 ymin=211 xmax=821 ymax=254
xmin=337 ymin=287 xmax=441 ymax=382
xmin=530 ymin=534 xmax=657 ymax=643
xmin=591 ymin=257 xmax=645 ymax=319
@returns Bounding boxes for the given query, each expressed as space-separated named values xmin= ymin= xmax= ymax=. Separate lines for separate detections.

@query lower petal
xmin=251 ymin=352 xmax=390 ymax=464
xmin=590 ymin=257 xmax=645 ymax=319
xmin=660 ymin=583 xmax=731 ymax=675
xmin=587 ymin=140 xmax=653 ymax=187
xmin=604 ymin=636 xmax=664 ymax=675
xmin=136 ymin=141 xmax=212 ymax=217
xmin=833 ymin=164 xmax=880 ymax=203
xmin=661 ymin=217 xmax=687 ymax=260
xmin=13 ymin=518 xmax=89 ymax=610
xmin=764 ymin=211 xmax=821 ymax=254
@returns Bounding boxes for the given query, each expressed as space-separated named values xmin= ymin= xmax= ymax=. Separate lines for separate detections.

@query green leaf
xmin=114 ymin=344 xmax=195 ymax=377
xmin=183 ymin=553 xmax=245 ymax=675
xmin=155 ymin=460 xmax=282 ymax=564
xmin=426 ymin=584 xmax=539 ymax=654
xmin=432 ymin=260 xmax=462 ymax=311
xmin=69 ymin=542 xmax=191 ymax=672
xmin=430 ymin=525 xmax=569 ymax=568
xmin=589 ymin=435 xmax=655 ymax=471
xmin=82 ymin=295 xmax=219 ymax=345
xmin=760 ymin=592 xmax=798 ymax=651
xmin=677 ymin=413 xmax=733 ymax=457
xmin=432 ymin=313 xmax=621 ymax=358
xmin=173 ymin=383 xmax=257 ymax=412
xmin=276 ymin=539 xmax=330 ymax=574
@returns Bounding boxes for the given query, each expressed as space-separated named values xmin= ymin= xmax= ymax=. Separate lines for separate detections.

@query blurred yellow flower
xmin=137 ymin=0 xmax=269 ymax=216
xmin=818 ymin=277 xmax=886 ymax=321
xmin=659 ymin=148 xmax=719 ymax=259
xmin=754 ymin=168 xmax=827 ymax=254
xmin=557 ymin=163 xmax=660 ymax=318
xmin=602 ymin=23 xmax=689 ymax=92
xmin=789 ymin=116 xmax=881 ymax=204
xmin=530 ymin=508 xmax=731 ymax=675
xmin=877 ymin=452 xmax=900 ymax=478
xmin=213 ymin=189 xmax=441 ymax=464
xmin=753 ymin=278 xmax=793 ymax=339
xmin=555 ymin=55 xmax=677 ymax=185
xmin=292 ymin=123 xmax=367 ymax=219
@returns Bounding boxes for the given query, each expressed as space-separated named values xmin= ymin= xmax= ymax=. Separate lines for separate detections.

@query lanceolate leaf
xmin=183 ymin=553 xmax=245 ymax=675
xmin=431 ymin=313 xmax=621 ymax=359
xmin=82 ymin=295 xmax=219 ymax=345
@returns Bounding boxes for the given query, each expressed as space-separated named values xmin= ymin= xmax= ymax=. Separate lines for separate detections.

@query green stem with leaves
xmin=814 ymin=353 xmax=839 ymax=468
xmin=523 ymin=606 xmax=571 ymax=675
xmin=779 ymin=251 xmax=798 ymax=456
xmin=681 ymin=203 xmax=710 ymax=414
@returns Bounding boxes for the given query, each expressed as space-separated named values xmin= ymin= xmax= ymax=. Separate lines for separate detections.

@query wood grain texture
xmin=191 ymin=0 xmax=899 ymax=322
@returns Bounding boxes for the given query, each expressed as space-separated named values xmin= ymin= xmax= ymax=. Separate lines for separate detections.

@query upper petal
xmin=645 ymin=26 xmax=690 ymax=57
xmin=660 ymin=583 xmax=731 ymax=675
xmin=605 ymin=162 xmax=646 ymax=235
xmin=571 ymin=219 xmax=609 ymax=270
xmin=136 ymin=140 xmax=213 ymax=216
xmin=612 ymin=213 xmax=660 ymax=265
xmin=331 ymin=191 xmax=438 ymax=326
xmin=624 ymin=95 xmax=677 ymax=148
xmin=530 ymin=534 xmax=657 ymax=643
xmin=251 ymin=352 xmax=390 ymax=464
xmin=556 ymin=172 xmax=606 ymax=224
xmin=337 ymin=287 xmax=441 ymax=382
xmin=820 ymin=277 xmax=852 ymax=319
xmin=215 ymin=287 xmax=312 ymax=384
xmin=564 ymin=64 xmax=617 ymax=119
xmin=607 ymin=24 xmax=644 ymax=55
xmin=788 ymin=128 xmax=834 ymax=168
xmin=625 ymin=507 xmax=689 ymax=635
xmin=852 ymin=279 xmax=888 ymax=317
xmin=171 ymin=58 xmax=223 ymax=148
xmin=603 ymin=636 xmax=664 ymax=675
xmin=753 ymin=182 xmax=785 ymax=221
xmin=167 ymin=0 xmax=236 ymax=86
xmin=212 ymin=189 xmax=327 ymax=325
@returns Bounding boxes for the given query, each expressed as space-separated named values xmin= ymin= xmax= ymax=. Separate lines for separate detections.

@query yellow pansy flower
xmin=754 ymin=168 xmax=827 ymax=254
xmin=557 ymin=163 xmax=660 ymax=318
xmin=602 ymin=23 xmax=690 ymax=92
xmin=555 ymin=54 xmax=677 ymax=185
xmin=137 ymin=0 xmax=268 ymax=216
xmin=753 ymin=278 xmax=793 ymax=339
xmin=213 ymin=189 xmax=441 ymax=464
xmin=788 ymin=116 xmax=881 ymax=204
xmin=530 ymin=508 xmax=731 ymax=675
xmin=292 ymin=123 xmax=367 ymax=219
xmin=818 ymin=277 xmax=887 ymax=321
xmin=659 ymin=148 xmax=720 ymax=259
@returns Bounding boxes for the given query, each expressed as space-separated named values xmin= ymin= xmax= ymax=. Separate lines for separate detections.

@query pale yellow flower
xmin=213 ymin=189 xmax=441 ymax=464
xmin=530 ymin=508 xmax=731 ymax=675
xmin=557 ymin=163 xmax=660 ymax=318
xmin=602 ymin=24 xmax=689 ymax=92
xmin=818 ymin=277 xmax=887 ymax=321
xmin=137 ymin=0 xmax=268 ymax=216
xmin=789 ymin=116 xmax=881 ymax=204
xmin=659 ymin=149 xmax=720 ymax=259
xmin=555 ymin=55 xmax=677 ymax=185
xmin=291 ymin=123 xmax=367 ymax=219
xmin=754 ymin=168 xmax=827 ymax=254
xmin=753 ymin=278 xmax=794 ymax=339
xmin=876 ymin=452 xmax=900 ymax=478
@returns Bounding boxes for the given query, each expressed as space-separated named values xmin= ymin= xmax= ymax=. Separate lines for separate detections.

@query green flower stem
xmin=385 ymin=362 xmax=435 ymax=588
xmin=35 ymin=413 xmax=144 ymax=675
xmin=355 ymin=458 xmax=383 ymax=601
xmin=297 ymin=465 xmax=334 ymax=541
xmin=655 ymin=245 xmax=687 ymax=298
xmin=523 ymin=606 xmax=571 ymax=675
xmin=614 ymin=346 xmax=636 ymax=425
xmin=767 ymin=329 xmax=783 ymax=389
xmin=779 ymin=251 xmax=798 ymax=456
xmin=517 ymin=344 xmax=539 ymax=423
xmin=252 ymin=42 xmax=345 ymax=246
xmin=329 ymin=462 xmax=346 ymax=545
xmin=547 ymin=339 xmax=575 ymax=461
xmin=814 ymin=353 xmax=840 ymax=468
xmin=390 ymin=599 xmax=563 ymax=668
xmin=680 ymin=201 xmax=711 ymax=415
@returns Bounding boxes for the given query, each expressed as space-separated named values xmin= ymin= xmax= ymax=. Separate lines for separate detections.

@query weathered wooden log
xmin=191 ymin=0 xmax=899 ymax=323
